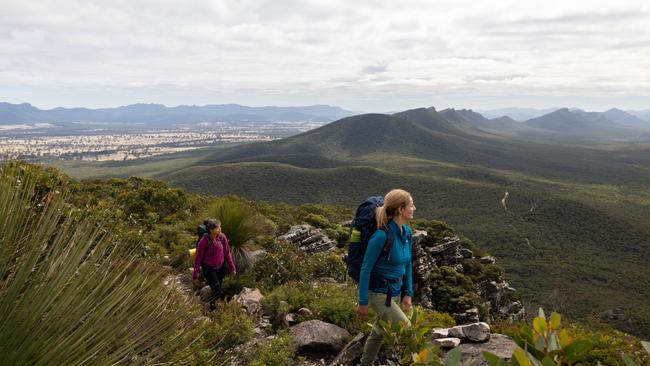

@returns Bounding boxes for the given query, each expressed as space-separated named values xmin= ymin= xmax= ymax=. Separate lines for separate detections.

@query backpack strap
xmin=380 ymin=227 xmax=394 ymax=261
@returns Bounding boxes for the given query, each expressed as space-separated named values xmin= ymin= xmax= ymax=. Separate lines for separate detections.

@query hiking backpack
xmin=346 ymin=196 xmax=395 ymax=282
xmin=196 ymin=223 xmax=209 ymax=248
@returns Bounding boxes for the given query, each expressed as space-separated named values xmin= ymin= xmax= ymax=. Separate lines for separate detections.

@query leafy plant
xmin=483 ymin=308 xmax=595 ymax=366
xmin=377 ymin=307 xmax=459 ymax=366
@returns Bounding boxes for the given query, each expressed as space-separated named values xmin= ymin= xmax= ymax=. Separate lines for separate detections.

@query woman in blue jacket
xmin=357 ymin=189 xmax=416 ymax=366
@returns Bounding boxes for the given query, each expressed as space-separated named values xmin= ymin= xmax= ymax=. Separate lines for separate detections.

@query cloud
xmin=0 ymin=0 xmax=649 ymax=110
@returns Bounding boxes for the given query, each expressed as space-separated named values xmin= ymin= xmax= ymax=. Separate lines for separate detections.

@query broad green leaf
xmin=549 ymin=312 xmax=561 ymax=329
xmin=512 ymin=348 xmax=532 ymax=366
xmin=445 ymin=348 xmax=462 ymax=366
xmin=541 ymin=356 xmax=556 ymax=366
xmin=564 ymin=340 xmax=594 ymax=363
xmin=558 ymin=329 xmax=572 ymax=348
xmin=621 ymin=353 xmax=638 ymax=366
xmin=535 ymin=335 xmax=546 ymax=351
xmin=519 ymin=325 xmax=534 ymax=344
xmin=533 ymin=317 xmax=547 ymax=335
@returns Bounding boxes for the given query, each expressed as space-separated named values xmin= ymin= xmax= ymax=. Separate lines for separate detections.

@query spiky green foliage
xmin=208 ymin=196 xmax=271 ymax=271
xmin=0 ymin=162 xmax=200 ymax=365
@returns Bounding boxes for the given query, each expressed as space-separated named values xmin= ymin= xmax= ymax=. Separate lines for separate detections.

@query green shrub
xmin=420 ymin=309 xmax=456 ymax=329
xmin=311 ymin=283 xmax=362 ymax=332
xmin=483 ymin=309 xmax=595 ymax=366
xmin=325 ymin=225 xmax=350 ymax=245
xmin=308 ymin=251 xmax=346 ymax=281
xmin=252 ymin=240 xmax=312 ymax=289
xmin=428 ymin=266 xmax=482 ymax=313
xmin=248 ymin=330 xmax=296 ymax=366
xmin=207 ymin=300 xmax=255 ymax=351
xmin=262 ymin=282 xmax=315 ymax=317
xmin=220 ymin=270 xmax=258 ymax=297
xmin=305 ymin=213 xmax=332 ymax=228
xmin=568 ymin=321 xmax=649 ymax=366
xmin=410 ymin=219 xmax=456 ymax=242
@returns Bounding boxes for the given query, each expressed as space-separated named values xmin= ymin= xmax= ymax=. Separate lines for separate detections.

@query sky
xmin=1 ymin=0 xmax=649 ymax=112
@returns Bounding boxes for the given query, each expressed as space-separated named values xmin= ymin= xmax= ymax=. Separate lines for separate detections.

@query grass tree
xmin=208 ymin=196 xmax=270 ymax=272
xmin=0 ymin=162 xmax=209 ymax=365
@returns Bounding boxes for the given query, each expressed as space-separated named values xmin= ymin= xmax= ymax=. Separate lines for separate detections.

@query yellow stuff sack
xmin=189 ymin=248 xmax=196 ymax=262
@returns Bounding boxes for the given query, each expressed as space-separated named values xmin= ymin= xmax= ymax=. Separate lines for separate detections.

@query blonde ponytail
xmin=375 ymin=205 xmax=388 ymax=229
xmin=376 ymin=189 xmax=412 ymax=229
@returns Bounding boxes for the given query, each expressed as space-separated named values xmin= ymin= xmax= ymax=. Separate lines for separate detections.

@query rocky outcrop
xmin=277 ymin=225 xmax=337 ymax=254
xmin=444 ymin=334 xmax=517 ymax=366
xmin=480 ymin=281 xmax=525 ymax=323
xmin=289 ymin=320 xmax=350 ymax=354
xmin=411 ymin=231 xmax=524 ymax=323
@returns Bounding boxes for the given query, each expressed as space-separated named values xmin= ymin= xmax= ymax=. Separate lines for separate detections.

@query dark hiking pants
xmin=202 ymin=263 xmax=226 ymax=303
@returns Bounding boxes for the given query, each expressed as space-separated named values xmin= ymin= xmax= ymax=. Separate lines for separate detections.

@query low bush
xmin=253 ymin=239 xmax=346 ymax=289
xmin=252 ymin=241 xmax=312 ymax=290
xmin=262 ymin=282 xmax=315 ymax=318
xmin=220 ymin=270 xmax=258 ymax=297
xmin=308 ymin=251 xmax=346 ymax=281
xmin=247 ymin=330 xmax=296 ymax=366
xmin=428 ymin=266 xmax=483 ymax=314
xmin=311 ymin=283 xmax=364 ymax=332
xmin=207 ymin=300 xmax=255 ymax=352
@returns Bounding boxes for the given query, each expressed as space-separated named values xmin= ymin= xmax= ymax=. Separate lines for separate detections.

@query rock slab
xmin=329 ymin=332 xmax=365 ymax=366
xmin=445 ymin=334 xmax=517 ymax=366
xmin=233 ymin=287 xmax=264 ymax=314
xmin=433 ymin=337 xmax=462 ymax=348
xmin=289 ymin=320 xmax=350 ymax=354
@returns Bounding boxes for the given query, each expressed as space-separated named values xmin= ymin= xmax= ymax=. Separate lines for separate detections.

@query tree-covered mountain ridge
xmin=2 ymin=161 xmax=648 ymax=365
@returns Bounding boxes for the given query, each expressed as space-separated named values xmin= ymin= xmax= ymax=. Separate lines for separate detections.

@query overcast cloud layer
xmin=1 ymin=0 xmax=649 ymax=111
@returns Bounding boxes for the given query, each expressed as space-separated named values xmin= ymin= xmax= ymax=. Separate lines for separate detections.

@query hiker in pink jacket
xmin=192 ymin=219 xmax=236 ymax=304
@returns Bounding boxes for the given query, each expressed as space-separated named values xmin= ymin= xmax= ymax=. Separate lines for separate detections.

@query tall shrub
xmin=208 ymin=196 xmax=270 ymax=271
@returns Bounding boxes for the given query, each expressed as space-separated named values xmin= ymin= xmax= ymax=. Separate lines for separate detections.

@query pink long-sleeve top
xmin=192 ymin=233 xmax=236 ymax=280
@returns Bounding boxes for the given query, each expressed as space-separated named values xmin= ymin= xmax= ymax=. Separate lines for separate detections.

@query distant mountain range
xmin=2 ymin=101 xmax=649 ymax=140
xmin=478 ymin=107 xmax=561 ymax=121
xmin=445 ymin=107 xmax=650 ymax=140
xmin=0 ymin=102 xmax=356 ymax=125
